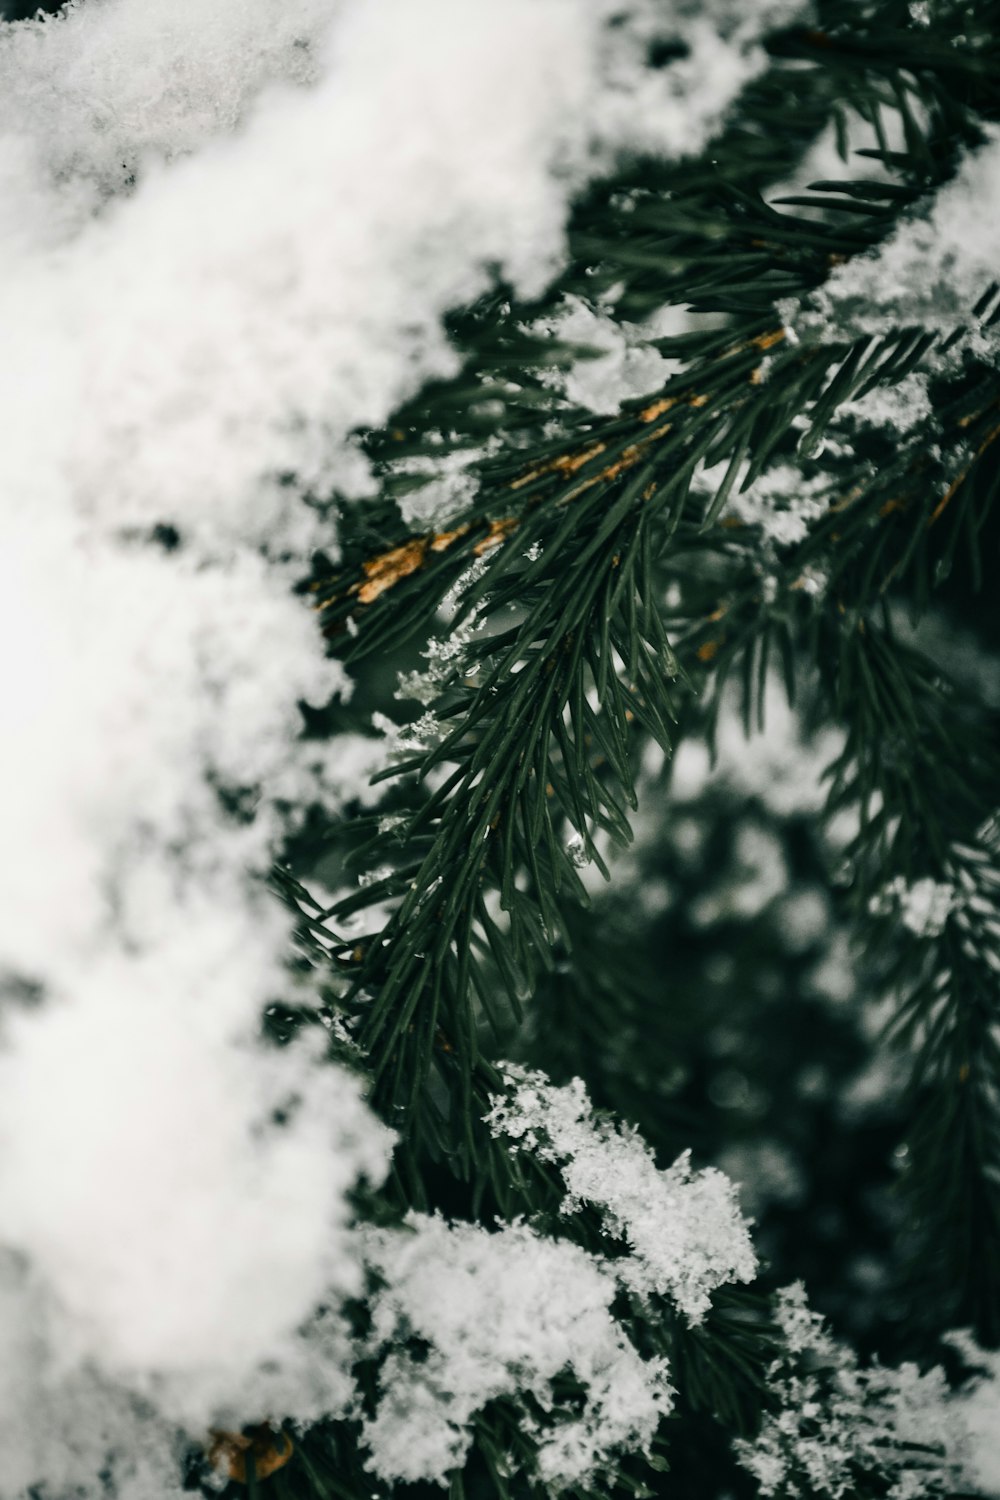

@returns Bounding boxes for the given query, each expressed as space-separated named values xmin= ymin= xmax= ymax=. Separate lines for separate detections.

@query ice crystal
xmin=734 ymin=1284 xmax=968 ymax=1500
xmin=396 ymin=614 xmax=483 ymax=706
xmin=372 ymin=708 xmax=443 ymax=756
xmin=485 ymin=1066 xmax=757 ymax=1322
xmin=362 ymin=1214 xmax=673 ymax=1488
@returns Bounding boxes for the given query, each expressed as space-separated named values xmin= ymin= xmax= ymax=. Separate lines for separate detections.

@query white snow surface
xmin=0 ymin=0 xmax=339 ymax=225
xmin=0 ymin=0 xmax=794 ymax=1492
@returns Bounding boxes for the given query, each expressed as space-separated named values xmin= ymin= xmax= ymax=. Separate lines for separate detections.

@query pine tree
xmin=1 ymin=2 xmax=999 ymax=1499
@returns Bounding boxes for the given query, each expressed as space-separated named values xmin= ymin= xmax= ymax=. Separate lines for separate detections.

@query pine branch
xmin=284 ymin=8 xmax=1000 ymax=1298
xmin=328 ymin=463 xmax=680 ymax=1126
xmin=267 ymin=7 xmax=1000 ymax=1493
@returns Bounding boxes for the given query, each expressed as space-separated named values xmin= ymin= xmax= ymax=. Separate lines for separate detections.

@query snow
xmin=836 ymin=371 xmax=934 ymax=436
xmin=0 ymin=537 xmax=345 ymax=979
xmin=363 ymin=1213 xmax=673 ymax=1488
xmin=392 ymin=447 xmax=489 ymax=532
xmin=868 ymin=815 xmax=1000 ymax=963
xmin=532 ymin=294 xmax=681 ymax=415
xmin=0 ymin=1258 xmax=187 ymax=1500
xmin=735 ymin=1284 xmax=971 ymax=1500
xmin=782 ymin=128 xmax=1000 ymax=379
xmin=723 ymin=464 xmax=833 ymax=548
xmin=869 ymin=875 xmax=957 ymax=939
xmin=0 ymin=0 xmax=338 ymax=221
xmin=396 ymin=607 xmax=486 ymax=707
xmin=946 ymin=1334 xmax=1000 ymax=1497
xmin=486 ymin=1066 xmax=757 ymax=1321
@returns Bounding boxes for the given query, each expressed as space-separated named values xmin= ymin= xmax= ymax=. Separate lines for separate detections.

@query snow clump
xmin=780 ymin=129 xmax=1000 ymax=388
xmin=486 ymin=1065 xmax=757 ymax=1321
xmin=362 ymin=1213 xmax=674 ymax=1489
xmin=734 ymin=1283 xmax=980 ymax=1500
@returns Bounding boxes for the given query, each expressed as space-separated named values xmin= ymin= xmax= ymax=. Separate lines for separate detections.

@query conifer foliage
xmin=0 ymin=1 xmax=999 ymax=1498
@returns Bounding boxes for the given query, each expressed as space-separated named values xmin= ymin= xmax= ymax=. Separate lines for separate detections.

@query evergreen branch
xmin=645 ymin=538 xmax=1000 ymax=1338
xmin=327 ymin=463 xmax=681 ymax=1131
xmin=301 ymin=147 xmax=1000 ymax=1204
xmin=304 ymin=0 xmax=1000 ymax=665
xmin=14 ymin=0 xmax=1000 ymax=1494
xmin=814 ymin=621 xmax=1000 ymax=1340
xmin=274 ymin=6 xmax=1000 ymax=1483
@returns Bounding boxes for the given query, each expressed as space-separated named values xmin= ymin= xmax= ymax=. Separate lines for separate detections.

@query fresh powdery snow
xmin=362 ymin=1214 xmax=674 ymax=1488
xmin=531 ymin=294 xmax=682 ymax=415
xmin=946 ymin=1335 xmax=1000 ymax=1497
xmin=0 ymin=0 xmax=340 ymax=223
xmin=0 ymin=0 xmax=796 ymax=1492
xmin=734 ymin=1284 xmax=997 ymax=1500
xmin=781 ymin=127 xmax=1000 ymax=392
xmin=486 ymin=1066 xmax=757 ymax=1321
